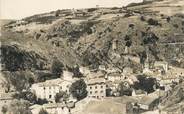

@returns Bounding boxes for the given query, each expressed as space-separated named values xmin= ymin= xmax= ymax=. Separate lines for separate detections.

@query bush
xmin=140 ymin=16 xmax=146 ymax=21
xmin=87 ymin=8 xmax=97 ymax=12
xmin=9 ymin=100 xmax=32 ymax=114
xmin=147 ymin=18 xmax=160 ymax=26
xmin=1 ymin=105 xmax=8 ymax=114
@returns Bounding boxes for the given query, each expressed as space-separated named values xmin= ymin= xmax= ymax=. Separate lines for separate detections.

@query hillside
xmin=159 ymin=82 xmax=184 ymax=113
xmin=0 ymin=0 xmax=184 ymax=91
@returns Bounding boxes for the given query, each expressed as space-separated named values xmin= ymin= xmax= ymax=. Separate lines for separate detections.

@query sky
xmin=0 ymin=0 xmax=142 ymax=19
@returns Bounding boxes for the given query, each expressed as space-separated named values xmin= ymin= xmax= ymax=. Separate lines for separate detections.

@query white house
xmin=31 ymin=70 xmax=75 ymax=102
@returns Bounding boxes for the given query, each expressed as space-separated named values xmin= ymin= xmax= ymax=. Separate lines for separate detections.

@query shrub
xmin=147 ymin=18 xmax=160 ymax=26
xmin=140 ymin=16 xmax=146 ymax=21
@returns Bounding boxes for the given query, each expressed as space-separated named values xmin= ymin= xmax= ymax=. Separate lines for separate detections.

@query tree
xmin=55 ymin=10 xmax=60 ymax=17
xmin=9 ymin=100 xmax=32 ymax=114
xmin=70 ymin=79 xmax=87 ymax=100
xmin=13 ymin=91 xmax=37 ymax=104
xmin=1 ymin=105 xmax=7 ymax=114
xmin=139 ymin=50 xmax=147 ymax=65
xmin=51 ymin=58 xmax=64 ymax=78
xmin=10 ymin=71 xmax=30 ymax=92
xmin=72 ymin=65 xmax=83 ymax=78
xmin=39 ymin=108 xmax=48 ymax=114
xmin=118 ymin=81 xmax=132 ymax=96
xmin=126 ymin=102 xmax=134 ymax=114
xmin=55 ymin=91 xmax=69 ymax=103
xmin=37 ymin=98 xmax=48 ymax=105
xmin=133 ymin=75 xmax=157 ymax=93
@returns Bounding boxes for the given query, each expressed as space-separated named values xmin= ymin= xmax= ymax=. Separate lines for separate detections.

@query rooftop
xmin=87 ymin=71 xmax=106 ymax=79
xmin=139 ymin=93 xmax=159 ymax=105
xmin=87 ymin=78 xmax=106 ymax=85
xmin=32 ymin=78 xmax=73 ymax=87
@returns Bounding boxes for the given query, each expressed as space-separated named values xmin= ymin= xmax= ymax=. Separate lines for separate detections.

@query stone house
xmin=137 ymin=94 xmax=159 ymax=110
xmin=87 ymin=78 xmax=106 ymax=99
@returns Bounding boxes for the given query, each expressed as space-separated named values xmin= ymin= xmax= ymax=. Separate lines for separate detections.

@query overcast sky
xmin=1 ymin=0 xmax=142 ymax=19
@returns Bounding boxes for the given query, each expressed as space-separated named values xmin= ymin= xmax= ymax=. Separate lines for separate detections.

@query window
xmin=101 ymin=86 xmax=103 ymax=88
xmin=49 ymin=95 xmax=52 ymax=98
xmin=49 ymin=87 xmax=51 ymax=89
xmin=100 ymin=90 xmax=103 ymax=93
xmin=95 ymin=86 xmax=97 ymax=89
xmin=90 ymin=86 xmax=92 ymax=89
xmin=90 ymin=91 xmax=92 ymax=94
xmin=43 ymin=87 xmax=46 ymax=90
xmin=95 ymin=91 xmax=98 ymax=93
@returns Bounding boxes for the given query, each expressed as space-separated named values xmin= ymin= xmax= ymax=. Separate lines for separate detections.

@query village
xmin=1 ymin=51 xmax=184 ymax=114
xmin=1 ymin=0 xmax=184 ymax=113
